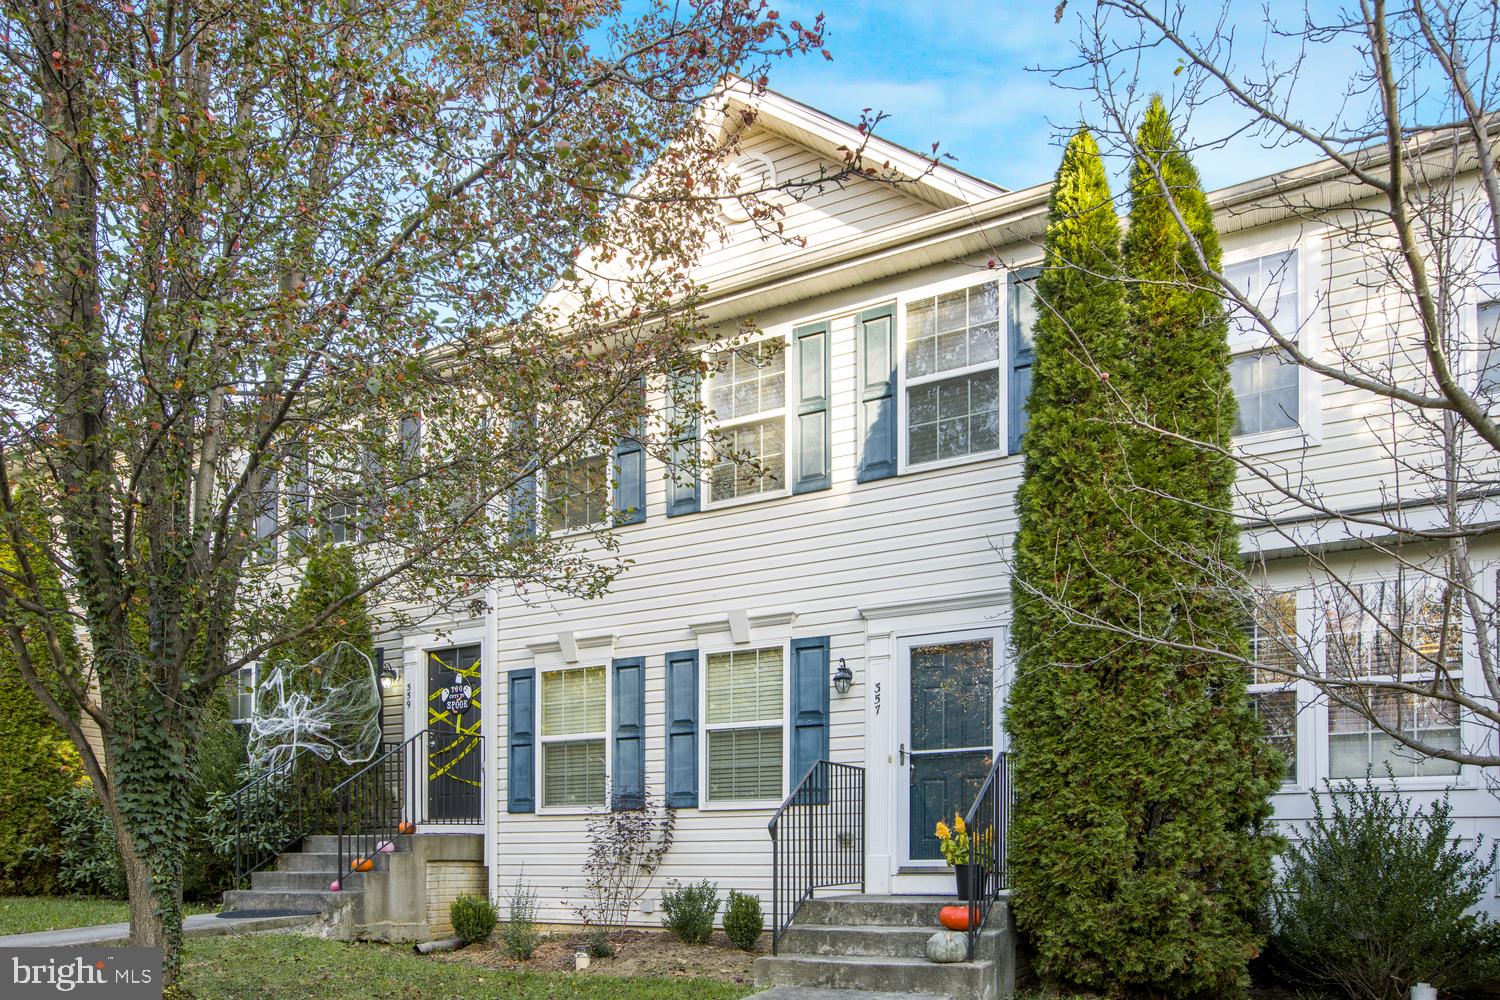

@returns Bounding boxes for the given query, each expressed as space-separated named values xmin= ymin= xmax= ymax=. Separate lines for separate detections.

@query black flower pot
xmin=953 ymin=862 xmax=981 ymax=899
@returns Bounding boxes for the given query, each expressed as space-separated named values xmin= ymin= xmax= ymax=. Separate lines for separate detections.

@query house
xmin=225 ymin=82 xmax=1500 ymax=991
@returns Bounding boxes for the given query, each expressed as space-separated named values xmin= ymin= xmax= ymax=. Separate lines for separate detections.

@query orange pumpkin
xmin=350 ymin=857 xmax=374 ymax=873
xmin=397 ymin=821 xmax=416 ymax=835
xmin=938 ymin=905 xmax=971 ymax=931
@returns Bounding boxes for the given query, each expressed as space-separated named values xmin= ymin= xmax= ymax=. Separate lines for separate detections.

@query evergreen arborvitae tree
xmin=1008 ymin=110 xmax=1280 ymax=998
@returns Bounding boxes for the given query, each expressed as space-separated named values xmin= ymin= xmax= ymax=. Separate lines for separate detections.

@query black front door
xmin=426 ymin=645 xmax=482 ymax=822
xmin=907 ymin=639 xmax=994 ymax=862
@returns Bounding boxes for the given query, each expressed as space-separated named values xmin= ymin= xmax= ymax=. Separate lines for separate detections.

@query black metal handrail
xmin=333 ymin=730 xmax=485 ymax=889
xmin=229 ymin=746 xmax=326 ymax=889
xmin=961 ymin=752 xmax=1012 ymax=960
xmin=768 ymin=759 xmax=865 ymax=955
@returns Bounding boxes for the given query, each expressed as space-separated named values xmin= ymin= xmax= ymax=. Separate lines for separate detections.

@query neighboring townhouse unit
xmin=327 ymin=85 xmax=1500 ymax=931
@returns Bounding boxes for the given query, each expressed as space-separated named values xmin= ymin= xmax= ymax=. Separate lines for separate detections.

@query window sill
xmin=698 ymin=797 xmax=784 ymax=812
xmin=535 ymin=804 xmax=610 ymax=817
xmin=900 ymin=449 xmax=1009 ymax=477
xmin=1322 ymin=773 xmax=1469 ymax=792
xmin=702 ymin=488 xmax=790 ymax=512
xmin=1232 ymin=425 xmax=1320 ymax=455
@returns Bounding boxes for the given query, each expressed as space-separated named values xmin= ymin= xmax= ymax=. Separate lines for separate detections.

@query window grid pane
xmin=707 ymin=727 xmax=783 ymax=800
xmin=1251 ymin=689 xmax=1298 ymax=782
xmin=707 ymin=417 xmax=785 ymax=502
xmin=1248 ymin=591 xmax=1299 ymax=685
xmin=708 ymin=343 xmax=786 ymax=421
xmin=907 ymin=370 xmax=1001 ymax=464
xmin=1230 ymin=349 xmax=1299 ymax=435
xmin=545 ymin=456 xmax=608 ymax=530
xmin=541 ymin=666 xmax=606 ymax=737
xmin=542 ymin=739 xmax=606 ymax=807
xmin=706 ymin=648 xmax=784 ymax=725
xmin=905 ymin=283 xmax=1000 ymax=379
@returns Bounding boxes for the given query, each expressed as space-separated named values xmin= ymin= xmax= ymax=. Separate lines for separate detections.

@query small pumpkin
xmin=397 ymin=821 xmax=416 ymax=835
xmin=350 ymin=857 xmax=374 ymax=873
xmin=938 ymin=905 xmax=971 ymax=931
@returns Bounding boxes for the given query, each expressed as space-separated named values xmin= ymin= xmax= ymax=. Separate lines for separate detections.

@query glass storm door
xmin=426 ymin=645 xmax=482 ymax=822
xmin=906 ymin=639 xmax=994 ymax=862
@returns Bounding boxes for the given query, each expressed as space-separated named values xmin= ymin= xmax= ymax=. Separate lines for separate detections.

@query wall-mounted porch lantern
xmin=378 ymin=658 xmax=399 ymax=692
xmin=832 ymin=657 xmax=853 ymax=696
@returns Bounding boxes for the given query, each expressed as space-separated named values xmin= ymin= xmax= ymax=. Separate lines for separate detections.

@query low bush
xmin=449 ymin=893 xmax=496 ymax=945
xmin=722 ymin=890 xmax=763 ymax=951
xmin=1271 ymin=775 xmax=1500 ymax=1000
xmin=500 ymin=877 xmax=540 ymax=960
xmin=587 ymin=926 xmax=614 ymax=958
xmin=45 ymin=784 xmax=125 ymax=899
xmin=660 ymin=879 xmax=718 ymax=944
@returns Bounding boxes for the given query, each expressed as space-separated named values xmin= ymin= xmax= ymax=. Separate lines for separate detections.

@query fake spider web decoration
xmin=247 ymin=641 xmax=384 ymax=770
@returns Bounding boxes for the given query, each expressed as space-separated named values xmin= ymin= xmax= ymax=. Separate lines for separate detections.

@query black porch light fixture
xmin=832 ymin=657 xmax=853 ymax=696
xmin=379 ymin=661 xmax=399 ymax=691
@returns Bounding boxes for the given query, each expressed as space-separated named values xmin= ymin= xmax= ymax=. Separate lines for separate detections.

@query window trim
xmin=1221 ymin=238 xmax=1324 ymax=449
xmin=535 ymin=662 xmax=612 ymax=815
xmin=1245 ymin=590 xmax=1303 ymax=788
xmin=541 ymin=453 xmax=614 ymax=536
xmin=896 ymin=270 xmax=1010 ymax=474
xmin=229 ymin=662 xmax=257 ymax=726
xmin=697 ymin=641 xmax=792 ymax=810
xmin=700 ymin=332 xmax=793 ymax=510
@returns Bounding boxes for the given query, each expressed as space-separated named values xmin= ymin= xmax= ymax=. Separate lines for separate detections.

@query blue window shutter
xmin=1008 ymin=268 xmax=1041 ymax=453
xmin=613 ymin=439 xmax=646 ymax=526
xmin=663 ymin=649 xmax=699 ymax=807
xmin=286 ymin=448 xmax=312 ymax=554
xmin=612 ymin=657 xmax=646 ymax=810
xmin=665 ymin=371 xmax=700 ymax=516
xmin=856 ymin=306 xmax=897 ymax=482
xmin=507 ymin=669 xmax=535 ymax=813
xmin=789 ymin=637 xmax=831 ymax=796
xmin=792 ymin=321 xmax=832 ymax=494
xmin=253 ymin=470 xmax=278 ymax=564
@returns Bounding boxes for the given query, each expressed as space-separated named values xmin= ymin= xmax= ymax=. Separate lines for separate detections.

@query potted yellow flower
xmin=935 ymin=812 xmax=980 ymax=899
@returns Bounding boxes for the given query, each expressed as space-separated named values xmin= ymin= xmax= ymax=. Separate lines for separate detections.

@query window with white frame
xmin=705 ymin=646 xmax=784 ymax=802
xmin=544 ymin=456 xmax=608 ymax=530
xmin=1322 ymin=580 xmax=1462 ymax=778
xmin=705 ymin=340 xmax=786 ymax=503
xmin=539 ymin=665 xmax=607 ymax=808
xmin=229 ymin=665 xmax=256 ymax=724
xmin=1477 ymin=300 xmax=1500 ymax=395
xmin=1225 ymin=250 xmax=1301 ymax=436
xmin=1245 ymin=591 xmax=1299 ymax=783
xmin=905 ymin=282 xmax=1002 ymax=464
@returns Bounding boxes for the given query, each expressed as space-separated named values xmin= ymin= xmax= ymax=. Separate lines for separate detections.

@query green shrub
xmin=1271 ymin=776 xmax=1500 ymax=1000
xmin=587 ymin=926 xmax=614 ymax=958
xmin=500 ymin=877 xmax=540 ymax=959
xmin=660 ymin=879 xmax=718 ymax=944
xmin=46 ymin=784 xmax=125 ymax=898
xmin=449 ymin=893 xmax=496 ymax=945
xmin=722 ymin=890 xmax=763 ymax=951
xmin=182 ymin=699 xmax=246 ymax=900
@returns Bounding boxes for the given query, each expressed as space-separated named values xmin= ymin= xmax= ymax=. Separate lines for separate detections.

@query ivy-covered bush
xmin=660 ymin=879 xmax=718 ymax=944
xmin=450 ymin=893 xmax=497 ymax=945
xmin=723 ymin=889 xmax=763 ymax=951
xmin=1271 ymin=777 xmax=1500 ymax=1000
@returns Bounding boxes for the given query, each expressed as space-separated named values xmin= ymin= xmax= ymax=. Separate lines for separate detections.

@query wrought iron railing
xmin=768 ymin=759 xmax=865 ymax=955
xmin=333 ymin=730 xmax=485 ymax=889
xmin=961 ymin=752 xmax=1012 ymax=960
xmin=229 ymin=746 xmax=328 ymax=889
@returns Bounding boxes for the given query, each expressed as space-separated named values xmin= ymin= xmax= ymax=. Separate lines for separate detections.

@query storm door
xmin=426 ymin=644 xmax=482 ymax=823
xmin=903 ymin=638 xmax=995 ymax=863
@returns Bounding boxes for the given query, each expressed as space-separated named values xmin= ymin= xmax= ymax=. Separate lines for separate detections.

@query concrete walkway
xmin=754 ymin=988 xmax=952 ymax=1000
xmin=0 ymin=911 xmax=314 ymax=948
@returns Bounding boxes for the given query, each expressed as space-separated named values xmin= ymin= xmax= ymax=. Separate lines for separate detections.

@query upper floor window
xmin=705 ymin=341 xmax=786 ymax=503
xmin=904 ymin=282 xmax=1002 ymax=465
xmin=1245 ymin=591 xmax=1299 ymax=783
xmin=1322 ymin=579 xmax=1462 ymax=779
xmin=1225 ymin=250 xmax=1300 ymax=436
xmin=704 ymin=646 xmax=784 ymax=803
xmin=229 ymin=665 xmax=256 ymax=724
xmin=545 ymin=456 xmax=608 ymax=531
xmin=540 ymin=665 xmax=607 ymax=809
xmin=1477 ymin=300 xmax=1500 ymax=395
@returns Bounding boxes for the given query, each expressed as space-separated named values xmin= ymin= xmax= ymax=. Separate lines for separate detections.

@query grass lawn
xmin=0 ymin=896 xmax=217 ymax=936
xmin=181 ymin=935 xmax=757 ymax=1000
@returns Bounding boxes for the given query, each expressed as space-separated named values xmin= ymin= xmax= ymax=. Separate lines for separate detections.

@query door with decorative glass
xmin=898 ymin=632 xmax=1002 ymax=866
xmin=426 ymin=644 xmax=482 ymax=823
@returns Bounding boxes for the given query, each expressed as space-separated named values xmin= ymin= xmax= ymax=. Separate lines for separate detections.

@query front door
xmin=901 ymin=635 xmax=998 ymax=866
xmin=425 ymin=644 xmax=482 ymax=823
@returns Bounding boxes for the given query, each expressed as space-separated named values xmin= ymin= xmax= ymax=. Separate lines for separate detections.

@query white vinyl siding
xmin=540 ymin=665 xmax=607 ymax=809
xmin=904 ymin=282 xmax=1002 ymax=465
xmin=1225 ymin=250 xmax=1301 ymax=436
xmin=706 ymin=341 xmax=787 ymax=503
xmin=1322 ymin=580 xmax=1462 ymax=778
xmin=705 ymin=647 xmax=785 ymax=802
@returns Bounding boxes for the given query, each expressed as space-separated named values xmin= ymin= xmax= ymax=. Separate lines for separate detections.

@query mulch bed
xmin=436 ymin=928 xmax=763 ymax=985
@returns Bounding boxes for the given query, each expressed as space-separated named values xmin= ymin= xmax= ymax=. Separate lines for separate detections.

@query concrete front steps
xmin=752 ymin=895 xmax=1015 ymax=1000
xmin=221 ymin=834 xmax=411 ymax=934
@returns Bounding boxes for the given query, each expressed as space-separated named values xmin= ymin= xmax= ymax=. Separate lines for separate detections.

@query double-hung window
xmin=1245 ymin=591 xmax=1300 ymax=783
xmin=1225 ymin=250 xmax=1301 ymax=436
xmin=705 ymin=340 xmax=787 ymax=503
xmin=544 ymin=456 xmax=609 ymax=531
xmin=1477 ymin=300 xmax=1500 ymax=397
xmin=229 ymin=665 xmax=256 ymax=725
xmin=540 ymin=665 xmax=607 ymax=809
xmin=904 ymin=281 xmax=1002 ymax=465
xmin=1322 ymin=580 xmax=1462 ymax=778
xmin=704 ymin=646 xmax=784 ymax=803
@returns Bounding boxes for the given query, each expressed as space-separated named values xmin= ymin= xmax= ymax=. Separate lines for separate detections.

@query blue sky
xmin=754 ymin=1 xmax=1370 ymax=193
